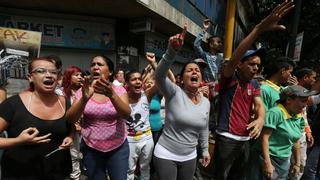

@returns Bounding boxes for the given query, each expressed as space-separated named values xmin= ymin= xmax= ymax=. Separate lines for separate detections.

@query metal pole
xmin=287 ymin=0 xmax=302 ymax=59
xmin=223 ymin=0 xmax=236 ymax=60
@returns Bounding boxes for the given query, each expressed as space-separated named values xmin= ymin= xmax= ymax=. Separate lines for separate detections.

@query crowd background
xmin=1 ymin=1 xmax=320 ymax=180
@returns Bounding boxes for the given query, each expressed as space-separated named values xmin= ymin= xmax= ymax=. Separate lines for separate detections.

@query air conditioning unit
xmin=130 ymin=19 xmax=152 ymax=33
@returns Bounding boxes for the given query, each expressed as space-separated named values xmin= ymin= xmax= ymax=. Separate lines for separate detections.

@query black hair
xmin=263 ymin=56 xmax=295 ymax=79
xmin=207 ymin=35 xmax=221 ymax=44
xmin=81 ymin=70 xmax=91 ymax=77
xmin=294 ymin=68 xmax=314 ymax=80
xmin=125 ymin=69 xmax=140 ymax=82
xmin=114 ymin=68 xmax=125 ymax=77
xmin=179 ymin=61 xmax=204 ymax=80
xmin=47 ymin=55 xmax=62 ymax=70
xmin=91 ymin=54 xmax=114 ymax=80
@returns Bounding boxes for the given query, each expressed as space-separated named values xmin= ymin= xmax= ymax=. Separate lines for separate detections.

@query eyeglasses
xmin=31 ymin=67 xmax=60 ymax=76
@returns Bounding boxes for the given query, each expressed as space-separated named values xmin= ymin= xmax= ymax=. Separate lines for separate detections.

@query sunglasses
xmin=31 ymin=67 xmax=60 ymax=76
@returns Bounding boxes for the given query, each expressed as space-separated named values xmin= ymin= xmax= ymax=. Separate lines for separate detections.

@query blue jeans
xmin=302 ymin=145 xmax=320 ymax=180
xmin=247 ymin=148 xmax=289 ymax=180
xmin=81 ymin=140 xmax=129 ymax=180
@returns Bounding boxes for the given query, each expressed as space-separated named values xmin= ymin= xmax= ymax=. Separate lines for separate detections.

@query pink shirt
xmin=75 ymin=85 xmax=127 ymax=152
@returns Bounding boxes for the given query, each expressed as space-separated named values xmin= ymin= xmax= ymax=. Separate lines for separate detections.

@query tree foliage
xmin=252 ymin=0 xmax=320 ymax=69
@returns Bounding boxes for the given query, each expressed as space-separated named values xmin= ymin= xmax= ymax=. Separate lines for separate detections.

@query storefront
xmin=0 ymin=10 xmax=116 ymax=72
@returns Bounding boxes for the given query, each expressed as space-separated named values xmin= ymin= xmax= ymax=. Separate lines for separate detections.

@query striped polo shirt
xmin=217 ymin=73 xmax=261 ymax=139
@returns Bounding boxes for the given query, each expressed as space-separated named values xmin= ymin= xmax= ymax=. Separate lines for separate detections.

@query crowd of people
xmin=1 ymin=1 xmax=320 ymax=180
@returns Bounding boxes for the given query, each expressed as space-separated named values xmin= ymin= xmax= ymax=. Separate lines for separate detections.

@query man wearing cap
xmin=248 ymin=85 xmax=317 ymax=179
xmin=213 ymin=1 xmax=294 ymax=179
xmin=214 ymin=45 xmax=266 ymax=180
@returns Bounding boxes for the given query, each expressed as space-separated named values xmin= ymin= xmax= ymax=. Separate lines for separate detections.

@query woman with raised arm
xmin=153 ymin=26 xmax=210 ymax=180
xmin=66 ymin=55 xmax=131 ymax=180
xmin=0 ymin=56 xmax=73 ymax=179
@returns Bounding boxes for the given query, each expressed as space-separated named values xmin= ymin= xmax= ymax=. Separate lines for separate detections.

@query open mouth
xmin=43 ymin=80 xmax=54 ymax=86
xmin=191 ymin=76 xmax=198 ymax=83
xmin=93 ymin=72 xmax=100 ymax=76
xmin=92 ymin=71 xmax=101 ymax=79
xmin=134 ymin=85 xmax=142 ymax=91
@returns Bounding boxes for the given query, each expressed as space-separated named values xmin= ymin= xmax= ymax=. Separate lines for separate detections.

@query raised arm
xmin=142 ymin=64 xmax=153 ymax=83
xmin=66 ymin=77 xmax=94 ymax=123
xmin=194 ymin=19 xmax=210 ymax=59
xmin=146 ymin=52 xmax=176 ymax=83
xmin=155 ymin=25 xmax=187 ymax=99
xmin=223 ymin=1 xmax=294 ymax=77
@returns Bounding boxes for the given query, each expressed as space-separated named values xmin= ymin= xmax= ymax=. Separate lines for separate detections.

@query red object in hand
xmin=172 ymin=41 xmax=181 ymax=49
xmin=172 ymin=33 xmax=184 ymax=49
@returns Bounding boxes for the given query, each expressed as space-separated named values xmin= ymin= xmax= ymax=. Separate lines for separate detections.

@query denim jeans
xmin=81 ymin=139 xmax=129 ymax=180
xmin=302 ymin=145 xmax=320 ymax=180
xmin=247 ymin=148 xmax=289 ymax=180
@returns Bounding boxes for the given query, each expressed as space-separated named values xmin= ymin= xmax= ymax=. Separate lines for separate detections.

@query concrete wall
xmin=137 ymin=0 xmax=203 ymax=37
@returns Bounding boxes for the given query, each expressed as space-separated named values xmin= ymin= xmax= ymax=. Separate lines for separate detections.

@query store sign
xmin=144 ymin=32 xmax=195 ymax=63
xmin=0 ymin=14 xmax=115 ymax=50
xmin=293 ymin=32 xmax=304 ymax=62
xmin=0 ymin=27 xmax=41 ymax=80
xmin=0 ymin=26 xmax=41 ymax=58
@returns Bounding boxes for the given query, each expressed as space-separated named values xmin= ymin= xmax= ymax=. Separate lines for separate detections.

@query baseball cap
xmin=241 ymin=48 xmax=266 ymax=62
xmin=280 ymin=85 xmax=318 ymax=99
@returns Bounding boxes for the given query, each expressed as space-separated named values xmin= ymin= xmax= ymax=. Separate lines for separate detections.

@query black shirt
xmin=0 ymin=95 xmax=72 ymax=180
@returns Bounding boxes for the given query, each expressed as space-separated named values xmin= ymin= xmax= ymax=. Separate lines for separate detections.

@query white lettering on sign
xmin=5 ymin=21 xmax=63 ymax=37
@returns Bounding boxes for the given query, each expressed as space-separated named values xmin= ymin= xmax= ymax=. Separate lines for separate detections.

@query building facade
xmin=0 ymin=0 xmax=255 ymax=84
